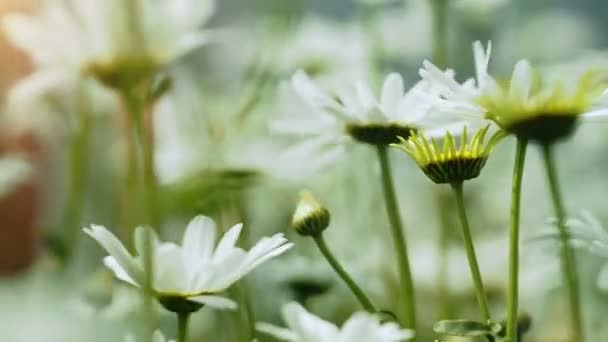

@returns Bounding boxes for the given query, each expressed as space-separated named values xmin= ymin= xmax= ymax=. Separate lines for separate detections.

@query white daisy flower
xmin=420 ymin=41 xmax=608 ymax=144
xmin=273 ymin=70 xmax=459 ymax=170
xmin=3 ymin=0 xmax=214 ymax=91
xmin=125 ymin=330 xmax=173 ymax=342
xmin=256 ymin=302 xmax=414 ymax=342
xmin=84 ymin=215 xmax=293 ymax=312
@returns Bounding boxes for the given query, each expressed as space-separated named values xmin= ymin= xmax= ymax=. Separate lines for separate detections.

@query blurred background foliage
xmin=1 ymin=0 xmax=608 ymax=341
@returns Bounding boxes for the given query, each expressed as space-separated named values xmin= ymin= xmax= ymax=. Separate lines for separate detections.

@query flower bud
xmin=292 ymin=190 xmax=330 ymax=236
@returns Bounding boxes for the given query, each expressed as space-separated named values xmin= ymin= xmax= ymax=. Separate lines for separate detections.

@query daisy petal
xmin=84 ymin=225 xmax=144 ymax=286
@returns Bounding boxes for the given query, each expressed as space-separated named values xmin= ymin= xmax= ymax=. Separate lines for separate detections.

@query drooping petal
xmin=84 ymin=225 xmax=144 ymax=286
xmin=103 ymin=256 xmax=139 ymax=287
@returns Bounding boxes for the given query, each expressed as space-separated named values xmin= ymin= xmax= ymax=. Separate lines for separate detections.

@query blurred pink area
xmin=0 ymin=0 xmax=44 ymax=276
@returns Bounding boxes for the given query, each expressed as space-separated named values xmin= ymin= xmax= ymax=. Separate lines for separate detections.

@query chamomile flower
xmin=84 ymin=215 xmax=293 ymax=313
xmin=256 ymin=302 xmax=414 ymax=342
xmin=274 ymin=70 xmax=457 ymax=169
xmin=3 ymin=0 xmax=214 ymax=90
xmin=393 ymin=125 xmax=506 ymax=184
xmin=420 ymin=41 xmax=608 ymax=144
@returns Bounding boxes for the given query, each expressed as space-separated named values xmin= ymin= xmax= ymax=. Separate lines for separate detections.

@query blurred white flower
xmin=3 ymin=0 xmax=214 ymax=91
xmin=154 ymin=81 xmax=284 ymax=184
xmin=273 ymin=70 xmax=456 ymax=171
xmin=276 ymin=18 xmax=369 ymax=88
xmin=376 ymin=0 xmax=433 ymax=61
xmin=125 ymin=330 xmax=173 ymax=342
xmin=257 ymin=302 xmax=414 ymax=342
xmin=420 ymin=41 xmax=608 ymax=140
xmin=0 ymin=156 xmax=32 ymax=199
xmin=84 ymin=215 xmax=293 ymax=310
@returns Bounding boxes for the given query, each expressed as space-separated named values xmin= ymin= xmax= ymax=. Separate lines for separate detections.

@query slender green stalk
xmin=506 ymin=138 xmax=528 ymax=342
xmin=435 ymin=189 xmax=452 ymax=319
xmin=376 ymin=145 xmax=416 ymax=330
xmin=124 ymin=91 xmax=162 ymax=229
xmin=541 ymin=144 xmax=583 ymax=342
xmin=430 ymin=0 xmax=448 ymax=69
xmin=177 ymin=312 xmax=191 ymax=342
xmin=450 ymin=182 xmax=491 ymax=322
xmin=122 ymin=91 xmax=159 ymax=339
xmin=61 ymin=111 xmax=92 ymax=263
xmin=313 ymin=235 xmax=377 ymax=312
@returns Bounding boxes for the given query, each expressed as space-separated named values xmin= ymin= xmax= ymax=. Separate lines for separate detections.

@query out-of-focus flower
xmin=273 ymin=70 xmax=455 ymax=171
xmin=276 ymin=18 xmax=369 ymax=88
xmin=84 ymin=215 xmax=293 ymax=312
xmin=154 ymin=84 xmax=276 ymax=185
xmin=376 ymin=0 xmax=432 ymax=62
xmin=125 ymin=330 xmax=173 ymax=342
xmin=420 ymin=41 xmax=608 ymax=144
xmin=257 ymin=302 xmax=414 ymax=342
xmin=3 ymin=0 xmax=214 ymax=90
xmin=393 ymin=125 xmax=506 ymax=184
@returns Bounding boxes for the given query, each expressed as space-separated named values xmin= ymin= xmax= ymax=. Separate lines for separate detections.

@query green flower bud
xmin=292 ymin=190 xmax=330 ymax=236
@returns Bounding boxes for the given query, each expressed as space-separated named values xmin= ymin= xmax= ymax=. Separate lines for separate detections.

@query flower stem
xmin=61 ymin=109 xmax=92 ymax=264
xmin=450 ymin=181 xmax=491 ymax=322
xmin=313 ymin=234 xmax=377 ymax=313
xmin=122 ymin=90 xmax=159 ymax=339
xmin=376 ymin=145 xmax=416 ymax=331
xmin=541 ymin=144 xmax=583 ymax=342
xmin=506 ymin=138 xmax=528 ymax=342
xmin=177 ymin=312 xmax=191 ymax=342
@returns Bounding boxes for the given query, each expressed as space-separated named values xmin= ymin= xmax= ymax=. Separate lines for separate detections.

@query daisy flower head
xmin=273 ymin=70 xmax=457 ymax=171
xmin=84 ymin=215 xmax=293 ymax=314
xmin=4 ymin=0 xmax=214 ymax=91
xmin=420 ymin=41 xmax=608 ymax=145
xmin=256 ymin=302 xmax=415 ymax=342
xmin=392 ymin=125 xmax=506 ymax=184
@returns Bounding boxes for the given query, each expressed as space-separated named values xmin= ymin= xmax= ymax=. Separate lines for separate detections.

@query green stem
xmin=177 ymin=312 xmax=191 ymax=342
xmin=122 ymin=91 xmax=159 ymax=339
xmin=506 ymin=138 xmax=528 ymax=342
xmin=61 ymin=112 xmax=92 ymax=263
xmin=435 ymin=189 xmax=453 ymax=319
xmin=313 ymin=235 xmax=377 ymax=313
xmin=430 ymin=0 xmax=448 ymax=68
xmin=451 ymin=182 xmax=491 ymax=322
xmin=376 ymin=145 xmax=416 ymax=331
xmin=124 ymin=91 xmax=162 ymax=229
xmin=541 ymin=144 xmax=583 ymax=342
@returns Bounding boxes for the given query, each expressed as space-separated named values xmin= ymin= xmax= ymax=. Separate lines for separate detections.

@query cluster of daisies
xmin=5 ymin=0 xmax=608 ymax=341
